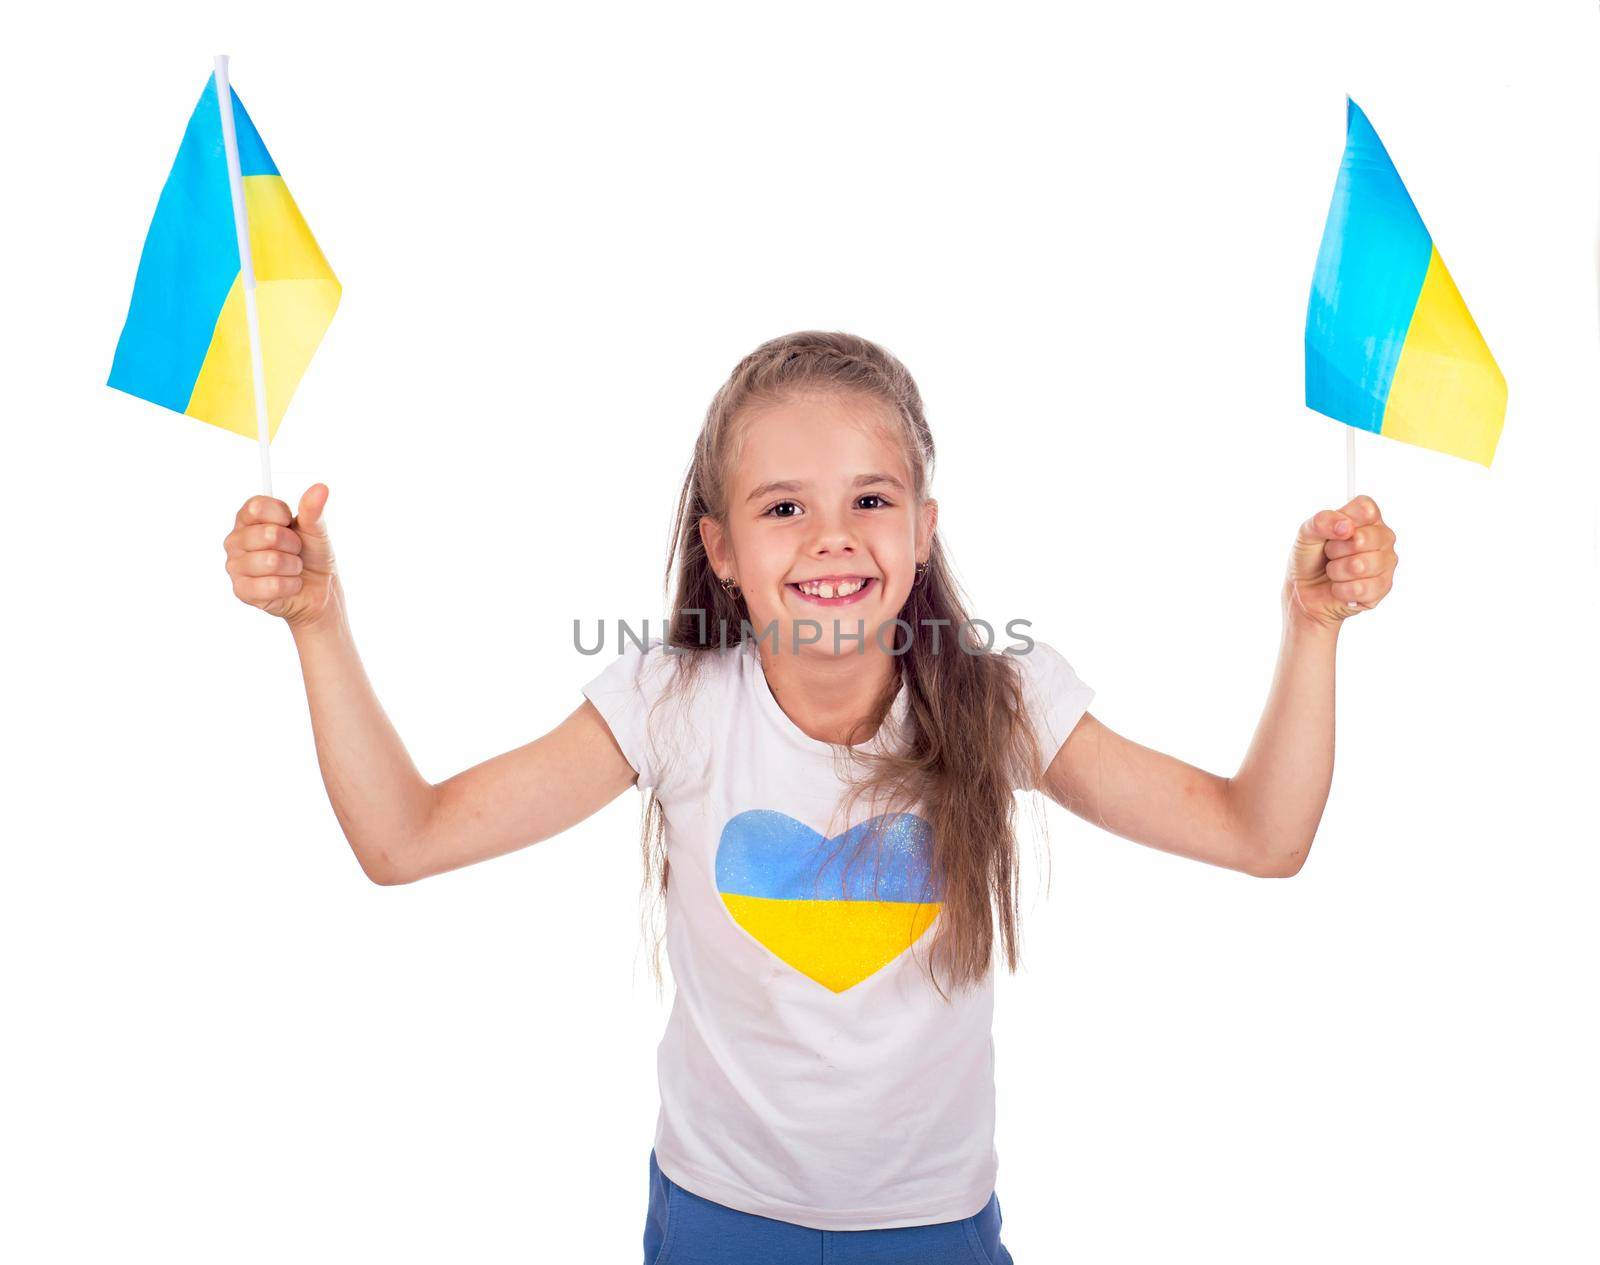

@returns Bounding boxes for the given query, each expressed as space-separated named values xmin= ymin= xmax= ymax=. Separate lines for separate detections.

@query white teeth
xmin=797 ymin=578 xmax=865 ymax=598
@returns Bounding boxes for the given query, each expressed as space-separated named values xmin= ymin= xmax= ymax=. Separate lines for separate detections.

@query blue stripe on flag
xmin=107 ymin=77 xmax=245 ymax=414
xmin=1304 ymin=98 xmax=1434 ymax=432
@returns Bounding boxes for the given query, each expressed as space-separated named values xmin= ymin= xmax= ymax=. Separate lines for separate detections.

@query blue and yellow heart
xmin=715 ymin=810 xmax=943 ymax=993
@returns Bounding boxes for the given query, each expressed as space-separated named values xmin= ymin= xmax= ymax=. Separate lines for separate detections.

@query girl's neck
xmin=755 ymin=643 xmax=902 ymax=748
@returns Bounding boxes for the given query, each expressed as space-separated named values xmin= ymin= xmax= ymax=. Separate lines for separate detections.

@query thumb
xmin=292 ymin=482 xmax=332 ymax=562
xmin=293 ymin=482 xmax=332 ymax=541
xmin=1290 ymin=508 xmax=1354 ymax=578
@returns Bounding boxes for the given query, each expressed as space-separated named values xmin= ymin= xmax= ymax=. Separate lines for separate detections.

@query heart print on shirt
xmin=714 ymin=810 xmax=943 ymax=992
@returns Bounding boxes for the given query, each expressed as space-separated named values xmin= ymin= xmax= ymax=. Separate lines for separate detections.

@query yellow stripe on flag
xmin=1382 ymin=246 xmax=1507 ymax=467
xmin=185 ymin=175 xmax=340 ymax=440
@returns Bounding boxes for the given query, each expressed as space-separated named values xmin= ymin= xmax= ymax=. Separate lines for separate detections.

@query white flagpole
xmin=213 ymin=54 xmax=274 ymax=497
xmin=1345 ymin=426 xmax=1356 ymax=504
xmin=1342 ymin=427 xmax=1361 ymax=608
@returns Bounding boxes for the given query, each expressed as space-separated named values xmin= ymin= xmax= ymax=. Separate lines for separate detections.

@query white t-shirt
xmin=580 ymin=634 xmax=1094 ymax=1231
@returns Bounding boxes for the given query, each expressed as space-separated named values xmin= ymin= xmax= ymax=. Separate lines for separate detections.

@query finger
xmin=1338 ymin=494 xmax=1383 ymax=527
xmin=1324 ymin=551 xmax=1383 ymax=582
xmin=227 ymin=549 xmax=305 ymax=579
xmin=236 ymin=495 xmax=293 ymax=530
xmin=1330 ymin=540 xmax=1397 ymax=578
xmin=1323 ymin=522 xmax=1395 ymax=559
xmin=1299 ymin=508 xmax=1357 ymax=542
xmin=1290 ymin=508 xmax=1355 ymax=578
xmin=292 ymin=483 xmax=331 ymax=540
xmin=1329 ymin=576 xmax=1392 ymax=605
xmin=236 ymin=573 xmax=304 ymax=603
xmin=225 ymin=520 xmax=305 ymax=559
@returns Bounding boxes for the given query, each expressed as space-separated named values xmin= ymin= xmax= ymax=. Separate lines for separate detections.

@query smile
xmin=787 ymin=576 xmax=876 ymax=605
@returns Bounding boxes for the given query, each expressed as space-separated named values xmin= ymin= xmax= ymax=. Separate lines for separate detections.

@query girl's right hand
xmin=224 ymin=483 xmax=338 ymax=630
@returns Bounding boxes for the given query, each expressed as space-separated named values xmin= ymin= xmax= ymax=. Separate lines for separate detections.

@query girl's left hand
xmin=1283 ymin=494 xmax=1399 ymax=632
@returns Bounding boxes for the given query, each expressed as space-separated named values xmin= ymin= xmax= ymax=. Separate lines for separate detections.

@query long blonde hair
xmin=635 ymin=330 xmax=1055 ymax=1004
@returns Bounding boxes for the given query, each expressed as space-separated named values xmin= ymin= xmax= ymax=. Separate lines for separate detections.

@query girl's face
xmin=700 ymin=390 xmax=937 ymax=659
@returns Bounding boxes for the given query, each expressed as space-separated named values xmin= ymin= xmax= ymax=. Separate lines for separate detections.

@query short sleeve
xmin=580 ymin=636 xmax=674 ymax=791
xmin=1011 ymin=640 xmax=1095 ymax=790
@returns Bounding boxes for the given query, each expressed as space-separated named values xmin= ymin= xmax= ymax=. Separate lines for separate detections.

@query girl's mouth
xmin=786 ymin=576 xmax=876 ymax=606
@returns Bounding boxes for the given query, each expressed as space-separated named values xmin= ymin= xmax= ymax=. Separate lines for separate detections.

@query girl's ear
xmin=698 ymin=513 xmax=729 ymax=576
xmin=917 ymin=497 xmax=938 ymax=559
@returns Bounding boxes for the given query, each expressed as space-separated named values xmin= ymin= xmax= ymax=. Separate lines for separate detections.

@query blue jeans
xmin=643 ymin=1149 xmax=1014 ymax=1264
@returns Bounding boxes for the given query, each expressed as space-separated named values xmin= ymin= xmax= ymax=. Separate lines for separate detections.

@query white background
xmin=4 ymin=2 xmax=1597 ymax=1261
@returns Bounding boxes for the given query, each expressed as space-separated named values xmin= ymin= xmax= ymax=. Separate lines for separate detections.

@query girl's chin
xmin=737 ymin=605 xmax=906 ymax=651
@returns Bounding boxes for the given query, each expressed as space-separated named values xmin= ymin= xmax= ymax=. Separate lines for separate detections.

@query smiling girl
xmin=223 ymin=330 xmax=1398 ymax=1263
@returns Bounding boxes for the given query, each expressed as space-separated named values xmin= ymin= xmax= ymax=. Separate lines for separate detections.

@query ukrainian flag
xmin=109 ymin=76 xmax=338 ymax=441
xmin=1305 ymin=99 xmax=1505 ymax=467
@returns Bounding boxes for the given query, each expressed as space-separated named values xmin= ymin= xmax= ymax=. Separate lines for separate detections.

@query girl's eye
xmin=762 ymin=495 xmax=891 ymax=518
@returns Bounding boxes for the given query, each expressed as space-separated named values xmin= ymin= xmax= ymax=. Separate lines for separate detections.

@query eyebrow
xmin=744 ymin=472 xmax=908 ymax=505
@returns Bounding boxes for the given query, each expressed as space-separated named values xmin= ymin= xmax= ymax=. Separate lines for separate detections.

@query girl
xmin=223 ymin=330 xmax=1398 ymax=1263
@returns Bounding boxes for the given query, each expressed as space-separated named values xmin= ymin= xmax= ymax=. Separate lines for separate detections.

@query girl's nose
xmin=807 ymin=514 xmax=860 ymax=556
xmin=809 ymin=532 xmax=858 ymax=557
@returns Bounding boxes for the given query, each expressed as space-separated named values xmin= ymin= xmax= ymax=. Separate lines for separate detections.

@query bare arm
xmin=227 ymin=486 xmax=639 ymax=887
xmin=1040 ymin=496 xmax=1397 ymax=878
xmin=289 ymin=578 xmax=638 ymax=885
xmin=393 ymin=694 xmax=639 ymax=885
xmin=1041 ymin=616 xmax=1337 ymax=877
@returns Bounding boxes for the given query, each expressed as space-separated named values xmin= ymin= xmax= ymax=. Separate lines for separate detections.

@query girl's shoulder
xmin=580 ymin=634 xmax=740 ymax=708
xmin=579 ymin=635 xmax=742 ymax=792
xmin=999 ymin=639 xmax=1097 ymax=780
xmin=590 ymin=633 xmax=744 ymax=687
